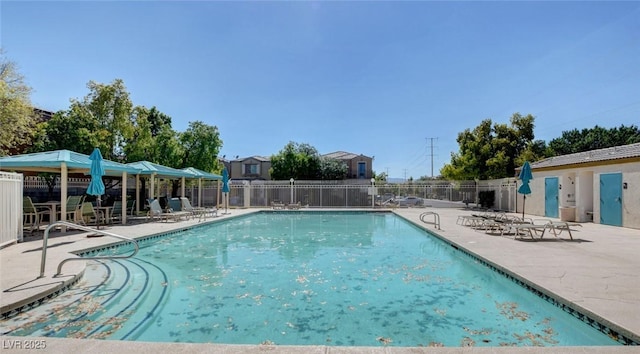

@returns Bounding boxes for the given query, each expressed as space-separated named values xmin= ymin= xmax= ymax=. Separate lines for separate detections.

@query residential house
xmin=323 ymin=151 xmax=374 ymax=180
xmin=229 ymin=156 xmax=271 ymax=181
xmin=520 ymin=142 xmax=640 ymax=230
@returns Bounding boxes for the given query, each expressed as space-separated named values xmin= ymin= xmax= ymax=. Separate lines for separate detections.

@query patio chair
xmin=126 ymin=199 xmax=136 ymax=216
xmin=23 ymin=196 xmax=51 ymax=233
xmin=80 ymin=202 xmax=106 ymax=226
xmin=60 ymin=195 xmax=85 ymax=224
xmin=110 ymin=200 xmax=123 ymax=224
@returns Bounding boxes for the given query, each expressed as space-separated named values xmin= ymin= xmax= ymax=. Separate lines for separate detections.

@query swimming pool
xmin=0 ymin=211 xmax=622 ymax=347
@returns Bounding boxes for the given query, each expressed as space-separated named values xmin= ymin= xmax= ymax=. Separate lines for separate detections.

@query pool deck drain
xmin=2 ymin=208 xmax=639 ymax=353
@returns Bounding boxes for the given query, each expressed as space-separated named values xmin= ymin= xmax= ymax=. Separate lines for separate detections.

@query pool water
xmin=1 ymin=212 xmax=620 ymax=347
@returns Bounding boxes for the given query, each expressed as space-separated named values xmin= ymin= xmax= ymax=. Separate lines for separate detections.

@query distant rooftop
xmin=323 ymin=151 xmax=369 ymax=160
xmin=530 ymin=142 xmax=640 ymax=170
xmin=231 ymin=156 xmax=270 ymax=162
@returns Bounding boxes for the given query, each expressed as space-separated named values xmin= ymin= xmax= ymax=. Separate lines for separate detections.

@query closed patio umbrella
xmin=87 ymin=148 xmax=105 ymax=229
xmin=222 ymin=167 xmax=230 ymax=214
xmin=518 ymin=161 xmax=533 ymax=219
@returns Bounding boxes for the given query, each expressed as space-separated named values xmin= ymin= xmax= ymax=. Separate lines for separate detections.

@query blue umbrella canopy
xmin=221 ymin=167 xmax=230 ymax=193
xmin=517 ymin=161 xmax=533 ymax=195
xmin=87 ymin=148 xmax=105 ymax=197
xmin=517 ymin=161 xmax=532 ymax=218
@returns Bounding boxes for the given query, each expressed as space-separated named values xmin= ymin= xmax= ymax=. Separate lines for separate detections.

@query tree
xmin=319 ymin=156 xmax=348 ymax=180
xmin=169 ymin=121 xmax=223 ymax=195
xmin=0 ymin=50 xmax=37 ymax=156
xmin=441 ymin=113 xmax=538 ymax=180
xmin=548 ymin=125 xmax=640 ymax=155
xmin=42 ymin=79 xmax=135 ymax=159
xmin=84 ymin=79 xmax=134 ymax=160
xmin=178 ymin=121 xmax=222 ymax=171
xmin=41 ymin=106 xmax=104 ymax=155
xmin=270 ymin=142 xmax=322 ymax=180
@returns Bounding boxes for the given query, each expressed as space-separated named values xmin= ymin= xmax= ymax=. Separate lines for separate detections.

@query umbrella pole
xmin=522 ymin=195 xmax=525 ymax=220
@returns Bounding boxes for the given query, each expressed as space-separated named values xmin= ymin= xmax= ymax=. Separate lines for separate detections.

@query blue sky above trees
xmin=2 ymin=1 xmax=639 ymax=179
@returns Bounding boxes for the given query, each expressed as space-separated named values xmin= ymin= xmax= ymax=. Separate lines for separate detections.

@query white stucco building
xmin=518 ymin=142 xmax=640 ymax=230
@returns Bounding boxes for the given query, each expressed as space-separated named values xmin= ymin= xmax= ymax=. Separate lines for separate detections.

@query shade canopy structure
xmin=126 ymin=161 xmax=200 ymax=210
xmin=517 ymin=161 xmax=533 ymax=219
xmin=181 ymin=167 xmax=222 ymax=181
xmin=0 ymin=149 xmax=141 ymax=226
xmin=182 ymin=167 xmax=222 ymax=208
xmin=0 ymin=149 xmax=141 ymax=176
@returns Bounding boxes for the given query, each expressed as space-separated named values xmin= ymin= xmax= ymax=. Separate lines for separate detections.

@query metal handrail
xmin=39 ymin=221 xmax=139 ymax=278
xmin=419 ymin=211 xmax=441 ymax=230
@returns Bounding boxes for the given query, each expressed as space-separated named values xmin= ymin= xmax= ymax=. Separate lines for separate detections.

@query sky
xmin=2 ymin=1 xmax=639 ymax=180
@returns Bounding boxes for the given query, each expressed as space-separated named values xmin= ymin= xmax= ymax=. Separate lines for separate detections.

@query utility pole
xmin=426 ymin=137 xmax=438 ymax=178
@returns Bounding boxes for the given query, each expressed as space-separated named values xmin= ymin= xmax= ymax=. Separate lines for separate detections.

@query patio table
xmin=32 ymin=201 xmax=61 ymax=227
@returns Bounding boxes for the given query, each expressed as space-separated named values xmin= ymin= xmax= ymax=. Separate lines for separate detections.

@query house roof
xmin=323 ymin=151 xmax=369 ymax=160
xmin=232 ymin=156 xmax=270 ymax=162
xmin=530 ymin=142 xmax=640 ymax=170
xmin=0 ymin=149 xmax=141 ymax=176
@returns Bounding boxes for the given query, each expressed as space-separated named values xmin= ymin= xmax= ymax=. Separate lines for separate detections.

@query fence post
xmin=290 ymin=178 xmax=294 ymax=204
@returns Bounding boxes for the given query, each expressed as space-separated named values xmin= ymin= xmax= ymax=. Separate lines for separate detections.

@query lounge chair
xmin=23 ymin=196 xmax=51 ymax=233
xmin=503 ymin=219 xmax=549 ymax=239
xmin=168 ymin=198 xmax=192 ymax=220
xmin=271 ymin=201 xmax=285 ymax=209
xmin=542 ymin=221 xmax=582 ymax=240
xmin=148 ymin=199 xmax=189 ymax=222
xmin=286 ymin=202 xmax=301 ymax=210
xmin=180 ymin=197 xmax=217 ymax=220
xmin=479 ymin=214 xmax=532 ymax=234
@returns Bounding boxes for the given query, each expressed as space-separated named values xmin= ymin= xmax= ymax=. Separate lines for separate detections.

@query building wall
xmin=230 ymin=158 xmax=271 ymax=180
xmin=344 ymin=155 xmax=373 ymax=179
xmin=523 ymin=161 xmax=640 ymax=229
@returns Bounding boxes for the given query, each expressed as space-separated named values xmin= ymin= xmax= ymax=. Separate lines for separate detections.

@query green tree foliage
xmin=548 ymin=125 xmax=640 ymax=155
xmin=84 ymin=79 xmax=134 ymax=160
xmin=0 ymin=50 xmax=37 ymax=156
xmin=167 ymin=121 xmax=223 ymax=195
xmin=42 ymin=106 xmax=104 ymax=154
xmin=270 ymin=142 xmax=348 ymax=180
xmin=123 ymin=106 xmax=155 ymax=163
xmin=178 ymin=121 xmax=222 ymax=171
xmin=42 ymin=79 xmax=134 ymax=159
xmin=270 ymin=142 xmax=320 ymax=180
xmin=441 ymin=113 xmax=539 ymax=180
xmin=319 ymin=156 xmax=348 ymax=180
xmin=124 ymin=106 xmax=177 ymax=164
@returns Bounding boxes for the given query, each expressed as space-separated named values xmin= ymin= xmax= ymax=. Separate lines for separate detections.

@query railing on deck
xmin=40 ymin=221 xmax=139 ymax=278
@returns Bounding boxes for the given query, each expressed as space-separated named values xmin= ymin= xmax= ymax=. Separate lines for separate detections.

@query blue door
xmin=600 ymin=173 xmax=623 ymax=226
xmin=358 ymin=162 xmax=366 ymax=179
xmin=545 ymin=177 xmax=559 ymax=218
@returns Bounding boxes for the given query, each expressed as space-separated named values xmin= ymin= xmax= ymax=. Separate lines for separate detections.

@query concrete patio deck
xmin=1 ymin=207 xmax=639 ymax=353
